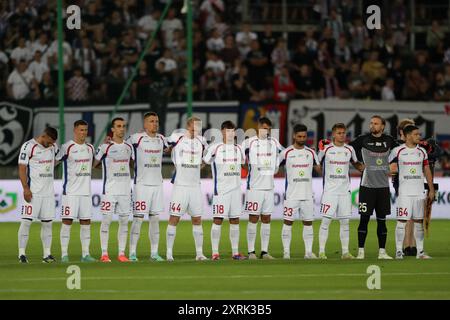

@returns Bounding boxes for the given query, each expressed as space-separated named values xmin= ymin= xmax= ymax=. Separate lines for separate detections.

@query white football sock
xmin=229 ymin=223 xmax=240 ymax=255
xmin=41 ymin=221 xmax=53 ymax=257
xmin=129 ymin=216 xmax=143 ymax=255
xmin=211 ymin=223 xmax=221 ymax=255
xmin=319 ymin=217 xmax=332 ymax=253
xmin=118 ymin=215 xmax=129 ymax=255
xmin=60 ymin=223 xmax=71 ymax=257
xmin=414 ymin=222 xmax=425 ymax=254
xmin=340 ymin=219 xmax=350 ymax=255
xmin=261 ymin=222 xmax=271 ymax=253
xmin=395 ymin=221 xmax=406 ymax=253
xmin=247 ymin=221 xmax=257 ymax=253
xmin=100 ymin=214 xmax=112 ymax=255
xmin=80 ymin=224 xmax=91 ymax=257
xmin=193 ymin=224 xmax=204 ymax=256
xmin=149 ymin=215 xmax=160 ymax=256
xmin=303 ymin=224 xmax=314 ymax=255
xmin=166 ymin=224 xmax=177 ymax=257
xmin=18 ymin=219 xmax=32 ymax=256
xmin=281 ymin=224 xmax=292 ymax=255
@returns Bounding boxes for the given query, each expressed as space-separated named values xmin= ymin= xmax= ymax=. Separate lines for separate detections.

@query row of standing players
xmin=16 ymin=113 xmax=436 ymax=263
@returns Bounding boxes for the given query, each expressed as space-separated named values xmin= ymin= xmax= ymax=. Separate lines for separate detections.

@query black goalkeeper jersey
xmin=350 ymin=133 xmax=398 ymax=188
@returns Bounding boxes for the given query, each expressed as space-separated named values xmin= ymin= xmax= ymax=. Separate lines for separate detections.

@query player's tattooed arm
xmin=424 ymin=165 xmax=435 ymax=202
xmin=389 ymin=163 xmax=398 ymax=174
xmin=18 ymin=164 xmax=32 ymax=202
xmin=313 ymin=164 xmax=322 ymax=176
xmin=352 ymin=161 xmax=365 ymax=172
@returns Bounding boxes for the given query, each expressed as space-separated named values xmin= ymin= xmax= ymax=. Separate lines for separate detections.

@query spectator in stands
xmin=304 ymin=27 xmax=318 ymax=54
xmin=8 ymin=2 xmax=33 ymax=36
xmin=362 ymin=51 xmax=384 ymax=81
xmin=66 ymin=67 xmax=89 ymax=102
xmin=200 ymin=67 xmax=221 ymax=100
xmin=271 ymin=37 xmax=290 ymax=75
xmin=382 ymin=78 xmax=396 ymax=101
xmin=231 ymin=64 xmax=263 ymax=102
xmin=10 ymin=37 xmax=32 ymax=66
xmin=149 ymin=60 xmax=174 ymax=134
xmin=414 ymin=52 xmax=431 ymax=80
xmin=103 ymin=63 xmax=125 ymax=101
xmin=7 ymin=59 xmax=39 ymax=100
xmin=39 ymin=71 xmax=55 ymax=101
xmin=28 ymin=50 xmax=49 ymax=84
xmin=206 ymin=28 xmax=225 ymax=52
xmin=47 ymin=31 xmax=73 ymax=80
xmin=119 ymin=31 xmax=140 ymax=66
xmin=0 ymin=44 xmax=9 ymax=98
xmin=213 ymin=14 xmax=230 ymax=38
xmin=246 ymin=39 xmax=268 ymax=91
xmin=347 ymin=62 xmax=370 ymax=99
xmin=260 ymin=24 xmax=277 ymax=59
xmin=403 ymin=69 xmax=431 ymax=101
xmin=138 ymin=9 xmax=160 ymax=41
xmin=433 ymin=72 xmax=450 ymax=102
xmin=294 ymin=65 xmax=315 ymax=99
xmin=205 ymin=51 xmax=226 ymax=79
xmin=156 ymin=48 xmax=177 ymax=73
xmin=84 ymin=2 xmax=104 ymax=37
xmin=31 ymin=32 xmax=49 ymax=58
xmin=426 ymin=20 xmax=445 ymax=50
xmin=162 ymin=8 xmax=183 ymax=49
xmin=236 ymin=22 xmax=257 ymax=59
xmin=388 ymin=58 xmax=405 ymax=100
xmin=334 ymin=35 xmax=351 ymax=71
xmin=349 ymin=15 xmax=368 ymax=55
xmin=290 ymin=40 xmax=314 ymax=74
xmin=324 ymin=7 xmax=344 ymax=41
xmin=273 ymin=65 xmax=296 ymax=101
xmin=74 ymin=37 xmax=96 ymax=83
xmin=314 ymin=40 xmax=332 ymax=74
xmin=221 ymin=35 xmax=240 ymax=67
xmin=323 ymin=67 xmax=341 ymax=98
xmin=200 ymin=0 xmax=225 ymax=33
xmin=106 ymin=11 xmax=125 ymax=40
xmin=131 ymin=61 xmax=152 ymax=101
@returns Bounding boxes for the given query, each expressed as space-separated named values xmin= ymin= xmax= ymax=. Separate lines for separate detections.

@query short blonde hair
xmin=398 ymin=118 xmax=415 ymax=136
xmin=187 ymin=116 xmax=201 ymax=126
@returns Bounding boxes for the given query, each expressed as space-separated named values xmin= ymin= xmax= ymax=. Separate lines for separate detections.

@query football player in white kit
xmin=317 ymin=123 xmax=364 ymax=259
xmin=57 ymin=120 xmax=96 ymax=263
xmin=389 ymin=125 xmax=435 ymax=259
xmin=94 ymin=117 xmax=134 ymax=263
xmin=17 ymin=127 xmax=59 ymax=263
xmin=279 ymin=124 xmax=321 ymax=259
xmin=203 ymin=121 xmax=247 ymax=260
xmin=127 ymin=112 xmax=168 ymax=262
xmin=166 ymin=116 xmax=208 ymax=261
xmin=242 ymin=117 xmax=284 ymax=260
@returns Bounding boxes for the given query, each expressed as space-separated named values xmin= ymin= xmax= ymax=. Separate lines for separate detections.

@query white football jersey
xmin=18 ymin=138 xmax=58 ymax=196
xmin=95 ymin=141 xmax=134 ymax=195
xmin=168 ymin=132 xmax=208 ymax=186
xmin=203 ymin=142 xmax=244 ymax=195
xmin=57 ymin=140 xmax=94 ymax=196
xmin=127 ymin=132 xmax=167 ymax=186
xmin=317 ymin=143 xmax=358 ymax=195
xmin=242 ymin=136 xmax=284 ymax=190
xmin=389 ymin=144 xmax=428 ymax=196
xmin=280 ymin=145 xmax=319 ymax=200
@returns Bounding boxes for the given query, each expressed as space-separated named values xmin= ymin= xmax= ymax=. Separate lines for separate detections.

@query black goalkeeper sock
xmin=358 ymin=214 xmax=370 ymax=248
xmin=377 ymin=218 xmax=387 ymax=249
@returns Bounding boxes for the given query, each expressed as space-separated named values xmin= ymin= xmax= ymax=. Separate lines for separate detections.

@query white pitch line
xmin=1 ymin=272 xmax=450 ymax=282
xmin=0 ymin=289 xmax=449 ymax=295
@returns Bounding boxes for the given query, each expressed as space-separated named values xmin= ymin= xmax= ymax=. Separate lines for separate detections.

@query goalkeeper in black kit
xmin=350 ymin=115 xmax=398 ymax=259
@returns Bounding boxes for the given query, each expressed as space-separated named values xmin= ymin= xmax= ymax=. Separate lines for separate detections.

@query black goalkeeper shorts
xmin=358 ymin=186 xmax=391 ymax=218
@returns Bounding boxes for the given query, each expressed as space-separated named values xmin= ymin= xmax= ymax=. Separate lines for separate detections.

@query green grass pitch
xmin=0 ymin=220 xmax=449 ymax=300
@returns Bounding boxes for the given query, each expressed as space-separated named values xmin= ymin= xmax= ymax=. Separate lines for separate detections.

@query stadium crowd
xmin=0 ymin=0 xmax=449 ymax=104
